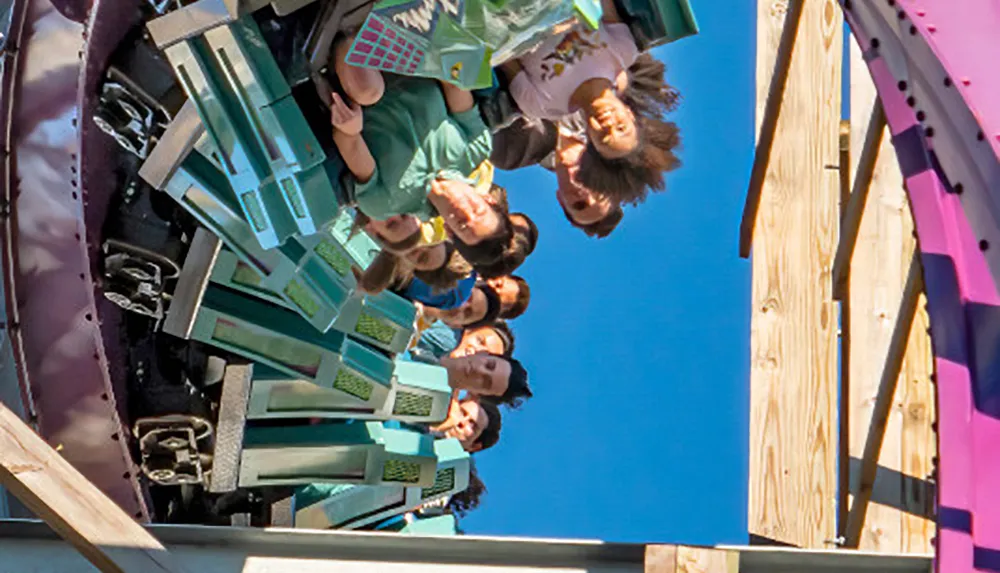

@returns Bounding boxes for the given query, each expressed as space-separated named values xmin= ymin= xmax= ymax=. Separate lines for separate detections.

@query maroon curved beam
xmin=1 ymin=0 xmax=36 ymax=424
xmin=48 ymin=0 xmax=90 ymax=24
xmin=9 ymin=0 xmax=147 ymax=518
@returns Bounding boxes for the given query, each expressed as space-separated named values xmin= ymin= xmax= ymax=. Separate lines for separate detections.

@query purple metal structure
xmin=1 ymin=0 xmax=147 ymax=518
xmin=842 ymin=2 xmax=1000 ymax=573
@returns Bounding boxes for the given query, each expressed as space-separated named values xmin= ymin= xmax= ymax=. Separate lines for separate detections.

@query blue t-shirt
xmin=402 ymin=273 xmax=477 ymax=310
xmin=408 ymin=321 xmax=462 ymax=364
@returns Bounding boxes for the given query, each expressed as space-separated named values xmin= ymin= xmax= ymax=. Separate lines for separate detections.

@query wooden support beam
xmin=0 ymin=400 xmax=189 ymax=573
xmin=747 ymin=0 xmax=841 ymax=548
xmin=831 ymin=101 xmax=887 ymax=300
xmin=843 ymin=44 xmax=935 ymax=553
xmin=737 ymin=0 xmax=805 ymax=258
xmin=645 ymin=545 xmax=740 ymax=573
xmin=836 ymin=119 xmax=852 ymax=536
xmin=842 ymin=255 xmax=923 ymax=549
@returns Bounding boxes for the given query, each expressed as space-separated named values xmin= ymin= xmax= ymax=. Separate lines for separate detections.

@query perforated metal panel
xmin=420 ymin=468 xmax=455 ymax=500
xmin=332 ymin=368 xmax=374 ymax=401
xmin=392 ymin=391 xmax=433 ymax=418
xmin=315 ymin=239 xmax=351 ymax=277
xmin=355 ymin=310 xmax=396 ymax=346
xmin=284 ymin=280 xmax=320 ymax=318
xmin=382 ymin=459 xmax=422 ymax=484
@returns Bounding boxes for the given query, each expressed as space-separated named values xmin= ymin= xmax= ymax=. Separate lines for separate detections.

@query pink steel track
xmin=843 ymin=1 xmax=1000 ymax=572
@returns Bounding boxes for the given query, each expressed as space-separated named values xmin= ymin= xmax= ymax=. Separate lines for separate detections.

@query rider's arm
xmin=332 ymin=130 xmax=376 ymax=184
xmin=439 ymin=80 xmax=475 ymax=115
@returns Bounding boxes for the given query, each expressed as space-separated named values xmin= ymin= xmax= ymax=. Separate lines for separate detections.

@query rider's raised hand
xmin=330 ymin=92 xmax=364 ymax=136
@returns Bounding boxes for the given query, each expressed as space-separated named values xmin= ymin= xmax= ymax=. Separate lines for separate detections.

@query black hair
xmin=446 ymin=459 xmax=484 ymax=517
xmin=577 ymin=115 xmax=681 ymax=206
xmin=498 ymin=276 xmax=530 ymax=320
xmin=475 ymin=400 xmax=502 ymax=451
xmin=491 ymin=319 xmax=515 ymax=357
xmin=465 ymin=285 xmax=502 ymax=329
xmin=469 ymin=213 xmax=537 ymax=279
xmin=559 ymin=201 xmax=625 ymax=239
xmin=488 ymin=356 xmax=531 ymax=409
xmin=413 ymin=242 xmax=473 ymax=293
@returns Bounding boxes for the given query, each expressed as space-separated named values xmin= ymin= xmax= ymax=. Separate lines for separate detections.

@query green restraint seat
xmin=161 ymin=15 xmax=339 ymax=249
xmin=293 ymin=437 xmax=469 ymax=529
xmin=239 ymin=422 xmax=441 ymax=488
xmin=189 ymin=284 xmax=397 ymax=400
xmin=246 ymin=359 xmax=452 ymax=424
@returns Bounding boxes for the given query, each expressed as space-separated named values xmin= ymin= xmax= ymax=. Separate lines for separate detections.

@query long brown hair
xmin=413 ymin=242 xmax=474 ymax=293
xmin=576 ymin=53 xmax=683 ymax=205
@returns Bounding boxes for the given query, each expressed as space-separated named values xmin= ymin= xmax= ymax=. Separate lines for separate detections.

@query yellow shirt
xmin=417 ymin=217 xmax=449 ymax=247
xmin=408 ymin=312 xmax=438 ymax=351
xmin=469 ymin=160 xmax=495 ymax=195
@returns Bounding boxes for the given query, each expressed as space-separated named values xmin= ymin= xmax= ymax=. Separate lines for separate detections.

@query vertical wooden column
xmin=844 ymin=43 xmax=935 ymax=554
xmin=747 ymin=0 xmax=842 ymax=547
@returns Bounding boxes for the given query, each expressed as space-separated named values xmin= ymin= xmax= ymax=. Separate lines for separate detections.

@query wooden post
xmin=738 ymin=0 xmax=805 ymax=259
xmin=747 ymin=0 xmax=842 ymax=548
xmin=842 ymin=44 xmax=935 ymax=553
xmin=0 ymin=401 xmax=188 ymax=573
xmin=831 ymin=100 xmax=887 ymax=301
xmin=645 ymin=545 xmax=739 ymax=573
xmin=837 ymin=120 xmax=852 ymax=536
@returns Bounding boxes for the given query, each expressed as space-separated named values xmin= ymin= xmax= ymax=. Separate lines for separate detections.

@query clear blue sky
xmin=462 ymin=1 xmax=756 ymax=544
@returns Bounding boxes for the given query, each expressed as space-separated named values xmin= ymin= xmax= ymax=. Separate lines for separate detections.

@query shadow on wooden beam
xmin=848 ymin=457 xmax=935 ymax=520
xmin=842 ymin=256 xmax=923 ymax=548
xmin=748 ymin=534 xmax=799 ymax=547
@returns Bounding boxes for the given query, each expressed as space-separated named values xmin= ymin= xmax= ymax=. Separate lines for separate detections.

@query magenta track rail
xmin=842 ymin=1 xmax=1000 ymax=572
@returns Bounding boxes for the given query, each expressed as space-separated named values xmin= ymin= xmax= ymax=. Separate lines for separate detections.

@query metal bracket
xmin=93 ymin=81 xmax=159 ymax=159
xmin=134 ymin=414 xmax=214 ymax=486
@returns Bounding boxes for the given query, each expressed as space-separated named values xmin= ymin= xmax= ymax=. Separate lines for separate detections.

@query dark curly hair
xmin=470 ymin=213 xmax=538 ymax=279
xmin=577 ymin=116 xmax=681 ymax=206
xmin=621 ymin=52 xmax=682 ymax=120
xmin=576 ymin=53 xmax=682 ymax=205
xmin=475 ymin=400 xmax=502 ymax=451
xmin=447 ymin=460 xmax=485 ymax=518
xmin=560 ymin=201 xmax=625 ymax=239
